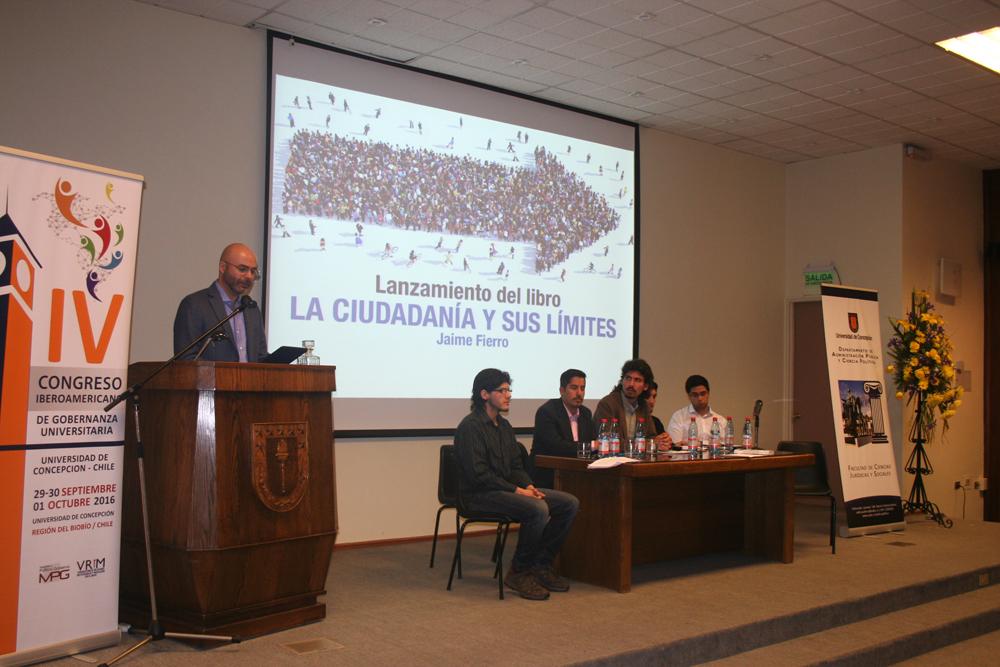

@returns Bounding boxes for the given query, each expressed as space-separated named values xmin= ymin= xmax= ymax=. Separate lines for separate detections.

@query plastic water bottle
xmin=610 ymin=418 xmax=621 ymax=455
xmin=598 ymin=419 xmax=610 ymax=457
xmin=742 ymin=416 xmax=753 ymax=449
xmin=725 ymin=416 xmax=735 ymax=450
xmin=634 ymin=418 xmax=646 ymax=456
xmin=687 ymin=416 xmax=698 ymax=451
xmin=709 ymin=417 xmax=721 ymax=454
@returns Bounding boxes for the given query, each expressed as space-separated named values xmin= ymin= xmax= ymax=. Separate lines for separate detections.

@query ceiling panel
xmin=134 ymin=0 xmax=1000 ymax=166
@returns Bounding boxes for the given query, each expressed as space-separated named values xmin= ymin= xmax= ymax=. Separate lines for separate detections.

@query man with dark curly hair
xmin=454 ymin=369 xmax=579 ymax=601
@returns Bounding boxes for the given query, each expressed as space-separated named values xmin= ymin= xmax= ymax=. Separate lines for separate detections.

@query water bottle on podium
xmin=610 ymin=418 xmax=621 ymax=455
xmin=709 ymin=417 xmax=721 ymax=454
xmin=686 ymin=416 xmax=698 ymax=451
xmin=634 ymin=418 xmax=646 ymax=456
xmin=725 ymin=416 xmax=735 ymax=451
xmin=742 ymin=416 xmax=753 ymax=449
xmin=297 ymin=339 xmax=319 ymax=365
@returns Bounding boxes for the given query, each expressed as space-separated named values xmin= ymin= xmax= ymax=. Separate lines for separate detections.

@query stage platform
xmin=44 ymin=500 xmax=1000 ymax=666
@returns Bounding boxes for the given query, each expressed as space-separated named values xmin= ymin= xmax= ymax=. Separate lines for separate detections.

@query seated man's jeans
xmin=467 ymin=488 xmax=579 ymax=572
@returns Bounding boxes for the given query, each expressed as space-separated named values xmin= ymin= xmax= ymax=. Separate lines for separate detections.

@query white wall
xmin=639 ymin=128 xmax=786 ymax=444
xmin=902 ymin=156 xmax=985 ymax=520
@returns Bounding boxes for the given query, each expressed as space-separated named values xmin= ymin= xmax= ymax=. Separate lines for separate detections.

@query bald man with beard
xmin=173 ymin=243 xmax=268 ymax=362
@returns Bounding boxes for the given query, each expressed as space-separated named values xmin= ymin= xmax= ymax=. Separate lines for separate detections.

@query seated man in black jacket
xmin=454 ymin=369 xmax=579 ymax=601
xmin=530 ymin=368 xmax=595 ymax=488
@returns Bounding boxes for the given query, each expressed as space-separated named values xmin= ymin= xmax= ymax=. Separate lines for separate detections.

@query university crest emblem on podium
xmin=251 ymin=422 xmax=309 ymax=512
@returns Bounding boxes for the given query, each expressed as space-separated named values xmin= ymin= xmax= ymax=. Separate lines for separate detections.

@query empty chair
xmin=777 ymin=440 xmax=836 ymax=554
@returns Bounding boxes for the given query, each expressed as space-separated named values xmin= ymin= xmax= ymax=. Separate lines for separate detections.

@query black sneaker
xmin=533 ymin=566 xmax=570 ymax=592
xmin=505 ymin=568 xmax=549 ymax=600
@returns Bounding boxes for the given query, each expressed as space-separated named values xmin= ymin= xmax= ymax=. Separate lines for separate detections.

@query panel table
xmin=535 ymin=451 xmax=814 ymax=592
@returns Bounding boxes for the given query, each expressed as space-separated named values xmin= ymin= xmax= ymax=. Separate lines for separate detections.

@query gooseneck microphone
xmin=753 ymin=399 xmax=763 ymax=448
xmin=239 ymin=294 xmax=258 ymax=310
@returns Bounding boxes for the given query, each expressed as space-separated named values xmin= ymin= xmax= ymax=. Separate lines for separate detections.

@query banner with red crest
xmin=820 ymin=284 xmax=904 ymax=536
xmin=0 ymin=145 xmax=142 ymax=665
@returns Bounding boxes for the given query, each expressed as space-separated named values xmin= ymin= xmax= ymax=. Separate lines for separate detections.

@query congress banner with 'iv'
xmin=820 ymin=284 xmax=904 ymax=536
xmin=0 ymin=145 xmax=142 ymax=665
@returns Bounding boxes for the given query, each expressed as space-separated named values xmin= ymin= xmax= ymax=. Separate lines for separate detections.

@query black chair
xmin=442 ymin=445 xmax=514 ymax=599
xmin=777 ymin=440 xmax=837 ymax=554
xmin=429 ymin=444 xmax=459 ymax=568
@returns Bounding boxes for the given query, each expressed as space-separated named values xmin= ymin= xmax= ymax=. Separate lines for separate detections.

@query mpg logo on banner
xmin=0 ymin=145 xmax=142 ymax=663
xmin=820 ymin=284 xmax=904 ymax=534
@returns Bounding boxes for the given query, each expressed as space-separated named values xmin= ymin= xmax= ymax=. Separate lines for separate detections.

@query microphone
xmin=239 ymin=295 xmax=257 ymax=311
xmin=752 ymin=399 xmax=763 ymax=449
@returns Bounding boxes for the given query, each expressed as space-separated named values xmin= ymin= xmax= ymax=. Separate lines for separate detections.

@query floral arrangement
xmin=886 ymin=290 xmax=962 ymax=442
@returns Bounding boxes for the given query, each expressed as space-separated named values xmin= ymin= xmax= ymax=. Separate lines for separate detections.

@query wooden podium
xmin=119 ymin=361 xmax=338 ymax=638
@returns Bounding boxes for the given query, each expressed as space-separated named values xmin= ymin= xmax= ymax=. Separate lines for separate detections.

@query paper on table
xmin=728 ymin=449 xmax=774 ymax=457
xmin=586 ymin=456 xmax=639 ymax=469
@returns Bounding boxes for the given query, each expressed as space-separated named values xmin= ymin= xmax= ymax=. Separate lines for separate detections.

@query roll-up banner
xmin=0 ymin=146 xmax=142 ymax=666
xmin=820 ymin=284 xmax=904 ymax=536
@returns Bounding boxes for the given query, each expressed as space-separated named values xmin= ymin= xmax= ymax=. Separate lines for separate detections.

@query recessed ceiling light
xmin=848 ymin=87 xmax=863 ymax=94
xmin=635 ymin=12 xmax=656 ymax=21
xmin=368 ymin=17 xmax=387 ymax=26
xmin=512 ymin=58 xmax=528 ymax=65
xmin=756 ymin=54 xmax=773 ymax=61
xmin=628 ymin=91 xmax=643 ymax=97
xmin=936 ymin=26 xmax=1000 ymax=74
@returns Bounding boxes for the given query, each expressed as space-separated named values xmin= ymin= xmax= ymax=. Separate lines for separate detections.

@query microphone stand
xmin=99 ymin=299 xmax=252 ymax=667
xmin=194 ymin=330 xmax=229 ymax=361
xmin=753 ymin=400 xmax=763 ymax=449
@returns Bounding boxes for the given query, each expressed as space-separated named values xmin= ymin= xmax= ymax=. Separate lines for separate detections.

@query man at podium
xmin=173 ymin=242 xmax=269 ymax=362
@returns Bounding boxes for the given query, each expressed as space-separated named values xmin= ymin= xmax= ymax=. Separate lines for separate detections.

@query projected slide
xmin=267 ymin=38 xmax=636 ymax=429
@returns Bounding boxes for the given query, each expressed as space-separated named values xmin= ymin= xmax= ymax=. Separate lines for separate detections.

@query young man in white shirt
xmin=666 ymin=375 xmax=727 ymax=445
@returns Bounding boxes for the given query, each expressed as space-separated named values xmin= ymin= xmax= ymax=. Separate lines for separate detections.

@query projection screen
xmin=266 ymin=33 xmax=638 ymax=433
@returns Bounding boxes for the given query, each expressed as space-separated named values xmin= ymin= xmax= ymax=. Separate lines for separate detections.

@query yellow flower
xmin=942 ymin=365 xmax=954 ymax=379
xmin=903 ymin=367 xmax=912 ymax=380
xmin=909 ymin=357 xmax=919 ymax=367
xmin=918 ymin=379 xmax=929 ymax=390
xmin=914 ymin=367 xmax=927 ymax=379
xmin=953 ymin=399 xmax=962 ymax=408
xmin=941 ymin=409 xmax=955 ymax=419
xmin=895 ymin=391 xmax=905 ymax=399
xmin=909 ymin=341 xmax=920 ymax=353
xmin=886 ymin=364 xmax=895 ymax=373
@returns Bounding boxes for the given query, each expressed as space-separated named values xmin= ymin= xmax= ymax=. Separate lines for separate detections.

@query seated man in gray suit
xmin=173 ymin=243 xmax=268 ymax=362
xmin=530 ymin=368 xmax=595 ymax=488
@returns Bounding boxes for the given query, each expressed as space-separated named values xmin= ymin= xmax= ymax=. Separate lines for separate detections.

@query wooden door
xmin=791 ymin=299 xmax=842 ymax=501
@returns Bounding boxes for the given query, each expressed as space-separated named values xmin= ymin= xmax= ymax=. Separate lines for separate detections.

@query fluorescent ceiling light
xmin=936 ymin=27 xmax=1000 ymax=74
